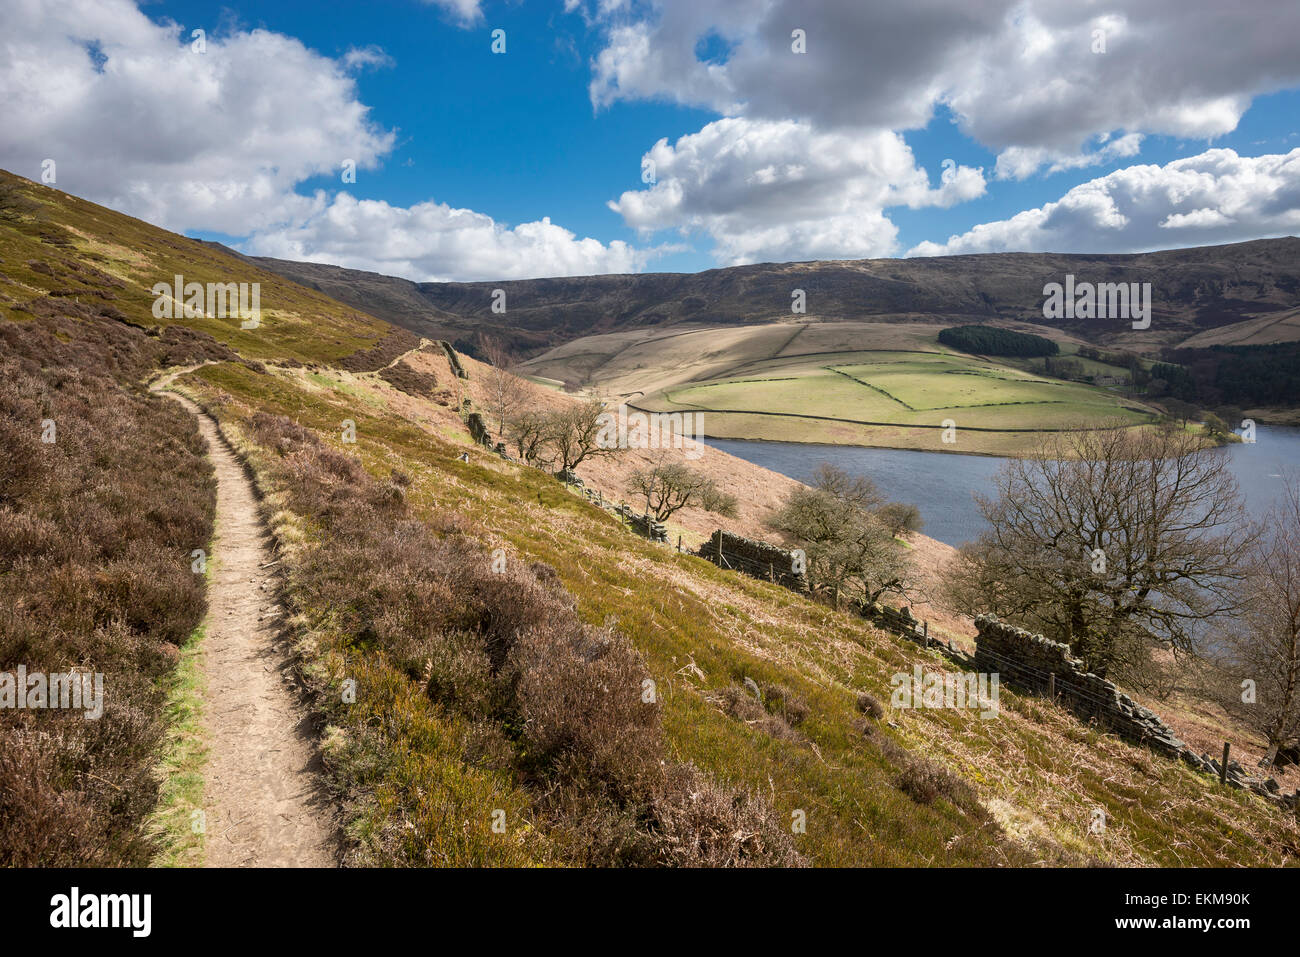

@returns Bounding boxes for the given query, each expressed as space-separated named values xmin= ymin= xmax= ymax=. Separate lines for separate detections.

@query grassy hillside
xmin=0 ymin=170 xmax=403 ymax=367
xmin=0 ymin=183 xmax=221 ymax=865
xmin=3 ymin=169 xmax=1297 ymax=867
xmin=523 ymin=321 xmax=1160 ymax=455
xmin=171 ymin=353 xmax=1297 ymax=867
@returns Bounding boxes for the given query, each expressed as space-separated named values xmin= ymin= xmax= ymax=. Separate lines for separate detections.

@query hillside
xmin=515 ymin=319 xmax=1164 ymax=455
xmin=3 ymin=168 xmax=1299 ymax=868
xmin=239 ymin=237 xmax=1300 ymax=357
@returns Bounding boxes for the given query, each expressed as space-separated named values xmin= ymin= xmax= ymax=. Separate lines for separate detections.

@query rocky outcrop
xmin=466 ymin=410 xmax=491 ymax=446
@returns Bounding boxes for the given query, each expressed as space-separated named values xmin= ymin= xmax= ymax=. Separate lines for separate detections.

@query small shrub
xmin=650 ymin=763 xmax=806 ymax=867
xmin=760 ymin=681 xmax=809 ymax=727
xmin=897 ymin=755 xmax=980 ymax=814
xmin=856 ymin=692 xmax=885 ymax=720
xmin=718 ymin=684 xmax=803 ymax=743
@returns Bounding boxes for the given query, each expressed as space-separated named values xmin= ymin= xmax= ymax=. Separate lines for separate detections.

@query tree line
xmin=482 ymin=342 xmax=737 ymax=523
xmin=1155 ymin=341 xmax=1300 ymax=408
xmin=938 ymin=324 xmax=1059 ymax=357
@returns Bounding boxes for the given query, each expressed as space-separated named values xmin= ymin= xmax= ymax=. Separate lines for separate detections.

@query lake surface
xmin=708 ymin=426 xmax=1300 ymax=547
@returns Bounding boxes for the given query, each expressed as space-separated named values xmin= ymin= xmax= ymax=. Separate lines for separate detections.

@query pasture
xmin=521 ymin=320 xmax=1161 ymax=455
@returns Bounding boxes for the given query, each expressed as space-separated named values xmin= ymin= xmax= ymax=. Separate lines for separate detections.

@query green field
xmin=634 ymin=347 xmax=1154 ymax=453
xmin=522 ymin=321 xmax=1161 ymax=454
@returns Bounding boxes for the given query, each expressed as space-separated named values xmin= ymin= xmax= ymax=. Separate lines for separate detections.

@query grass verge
xmin=146 ymin=622 xmax=209 ymax=868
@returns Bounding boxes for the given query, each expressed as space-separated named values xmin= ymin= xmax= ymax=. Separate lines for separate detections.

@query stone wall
xmin=466 ymin=410 xmax=491 ymax=446
xmin=438 ymin=340 xmax=469 ymax=379
xmin=868 ymin=602 xmax=974 ymax=668
xmin=688 ymin=536 xmax=1295 ymax=809
xmin=973 ymin=615 xmax=1294 ymax=807
xmin=698 ymin=530 xmax=807 ymax=590
xmin=557 ymin=473 xmax=667 ymax=541
xmin=614 ymin=504 xmax=667 ymax=542
xmin=973 ymin=615 xmax=1185 ymax=757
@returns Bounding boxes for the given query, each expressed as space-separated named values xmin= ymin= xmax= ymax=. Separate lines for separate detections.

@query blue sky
xmin=4 ymin=0 xmax=1299 ymax=280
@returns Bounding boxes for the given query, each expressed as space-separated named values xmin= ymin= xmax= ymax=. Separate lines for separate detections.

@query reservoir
xmin=708 ymin=426 xmax=1300 ymax=548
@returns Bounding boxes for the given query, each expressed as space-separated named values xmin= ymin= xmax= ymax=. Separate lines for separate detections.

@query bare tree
xmin=482 ymin=338 xmax=528 ymax=437
xmin=876 ymin=502 xmax=923 ymax=536
xmin=807 ymin=462 xmax=884 ymax=511
xmin=768 ymin=465 xmax=912 ymax=608
xmin=1162 ymin=398 xmax=1199 ymax=430
xmin=1217 ymin=473 xmax=1300 ymax=766
xmin=629 ymin=460 xmax=738 ymax=521
xmin=510 ymin=408 xmax=553 ymax=466
xmin=945 ymin=423 xmax=1256 ymax=678
xmin=547 ymin=397 xmax=616 ymax=473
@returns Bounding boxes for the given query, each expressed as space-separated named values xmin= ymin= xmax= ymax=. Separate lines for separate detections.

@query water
xmin=708 ymin=426 xmax=1300 ymax=547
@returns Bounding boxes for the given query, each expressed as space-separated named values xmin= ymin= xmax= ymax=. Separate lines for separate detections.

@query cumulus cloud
xmin=609 ymin=117 xmax=985 ymax=264
xmin=342 ymin=45 xmax=396 ymax=72
xmin=0 ymin=0 xmax=663 ymax=282
xmin=907 ymin=148 xmax=1300 ymax=256
xmin=245 ymin=193 xmax=662 ymax=282
xmin=586 ymin=0 xmax=1300 ymax=178
xmin=0 ymin=0 xmax=397 ymax=235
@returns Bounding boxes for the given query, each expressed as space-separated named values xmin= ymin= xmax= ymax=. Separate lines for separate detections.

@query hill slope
xmin=3 ymin=168 xmax=1297 ymax=868
xmin=239 ymin=237 xmax=1300 ymax=356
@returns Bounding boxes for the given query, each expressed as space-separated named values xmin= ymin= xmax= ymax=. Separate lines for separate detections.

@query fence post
xmin=923 ymin=620 xmax=929 ymax=648
xmin=677 ymin=534 xmax=681 ymax=553
xmin=717 ymin=533 xmax=722 ymax=564
xmin=1048 ymin=673 xmax=1055 ymax=699
xmin=1220 ymin=742 xmax=1231 ymax=785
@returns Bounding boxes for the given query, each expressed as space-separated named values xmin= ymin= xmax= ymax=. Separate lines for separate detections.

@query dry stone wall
xmin=973 ymin=615 xmax=1185 ymax=756
xmin=688 ymin=533 xmax=1295 ymax=810
xmin=698 ymin=530 xmax=807 ymax=589
xmin=438 ymin=340 xmax=469 ymax=379
xmin=974 ymin=615 xmax=1294 ymax=807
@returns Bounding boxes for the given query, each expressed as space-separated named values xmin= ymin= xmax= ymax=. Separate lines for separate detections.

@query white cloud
xmin=586 ymin=0 xmax=1300 ymax=178
xmin=0 ymin=0 xmax=661 ymax=282
xmin=907 ymin=148 xmax=1300 ymax=256
xmin=0 ymin=0 xmax=395 ymax=234
xmin=421 ymin=0 xmax=483 ymax=26
xmin=994 ymin=133 xmax=1144 ymax=181
xmin=342 ymin=46 xmax=395 ymax=72
xmin=245 ymin=193 xmax=663 ymax=282
xmin=609 ymin=117 xmax=985 ymax=264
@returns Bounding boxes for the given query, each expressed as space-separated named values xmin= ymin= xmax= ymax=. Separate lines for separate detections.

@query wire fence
xmin=705 ymin=538 xmax=1131 ymax=713
xmin=972 ymin=644 xmax=1121 ymax=711
xmin=706 ymin=544 xmax=804 ymax=584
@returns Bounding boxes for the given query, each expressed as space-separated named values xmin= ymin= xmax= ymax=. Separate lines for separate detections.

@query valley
xmin=520 ymin=320 xmax=1161 ymax=455
xmin=3 ymin=168 xmax=1299 ymax=872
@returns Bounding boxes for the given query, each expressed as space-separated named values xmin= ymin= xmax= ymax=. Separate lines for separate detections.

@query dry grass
xmin=232 ymin=406 xmax=802 ymax=867
xmin=4 ymin=167 xmax=1296 ymax=869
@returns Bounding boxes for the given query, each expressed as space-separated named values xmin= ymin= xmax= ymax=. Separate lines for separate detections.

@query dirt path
xmin=154 ymin=375 xmax=335 ymax=867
